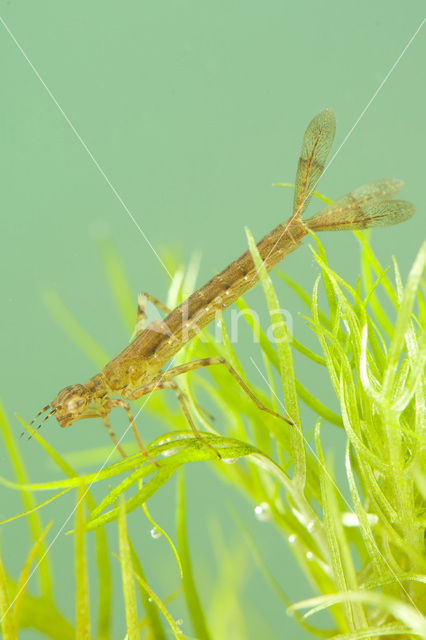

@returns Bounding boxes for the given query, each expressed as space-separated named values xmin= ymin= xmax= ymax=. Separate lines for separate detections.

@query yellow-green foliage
xmin=0 ymin=233 xmax=425 ymax=639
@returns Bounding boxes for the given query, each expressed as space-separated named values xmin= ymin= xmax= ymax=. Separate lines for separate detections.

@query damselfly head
xmin=50 ymin=384 xmax=91 ymax=427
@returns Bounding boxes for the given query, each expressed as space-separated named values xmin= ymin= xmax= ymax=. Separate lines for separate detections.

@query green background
xmin=1 ymin=1 xmax=425 ymax=638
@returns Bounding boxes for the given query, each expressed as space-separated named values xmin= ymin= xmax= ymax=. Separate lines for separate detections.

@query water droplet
xmin=254 ymin=502 xmax=271 ymax=522
xmin=221 ymin=457 xmax=237 ymax=464
xmin=307 ymin=520 xmax=315 ymax=533
xmin=148 ymin=597 xmax=152 ymax=602
xmin=288 ymin=534 xmax=296 ymax=544
xmin=176 ymin=618 xmax=183 ymax=626
xmin=306 ymin=551 xmax=314 ymax=561
xmin=162 ymin=447 xmax=179 ymax=457
xmin=151 ymin=527 xmax=162 ymax=539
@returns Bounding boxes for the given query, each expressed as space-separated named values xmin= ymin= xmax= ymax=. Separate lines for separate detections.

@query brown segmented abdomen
xmin=126 ymin=217 xmax=308 ymax=371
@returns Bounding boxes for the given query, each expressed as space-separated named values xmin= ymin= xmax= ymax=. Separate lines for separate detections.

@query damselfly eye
xmin=66 ymin=397 xmax=86 ymax=412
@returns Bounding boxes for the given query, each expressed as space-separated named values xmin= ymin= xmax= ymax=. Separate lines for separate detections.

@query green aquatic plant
xmin=0 ymin=231 xmax=425 ymax=639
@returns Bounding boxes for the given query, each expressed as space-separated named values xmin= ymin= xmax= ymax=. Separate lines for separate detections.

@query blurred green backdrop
xmin=0 ymin=1 xmax=425 ymax=638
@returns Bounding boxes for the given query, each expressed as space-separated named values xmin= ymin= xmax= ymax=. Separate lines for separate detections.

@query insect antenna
xmin=30 ymin=404 xmax=51 ymax=426
xmin=21 ymin=405 xmax=55 ymax=439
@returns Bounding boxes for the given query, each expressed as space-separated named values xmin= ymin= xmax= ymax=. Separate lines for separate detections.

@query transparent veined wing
xmin=306 ymin=178 xmax=415 ymax=231
xmin=292 ymin=109 xmax=336 ymax=219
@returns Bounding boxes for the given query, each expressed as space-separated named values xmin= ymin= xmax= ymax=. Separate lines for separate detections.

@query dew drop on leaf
xmin=254 ymin=502 xmax=271 ymax=521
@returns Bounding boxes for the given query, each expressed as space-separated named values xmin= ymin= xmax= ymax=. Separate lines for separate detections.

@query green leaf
xmin=246 ymin=226 xmax=305 ymax=487
xmin=0 ymin=552 xmax=17 ymax=640
xmin=75 ymin=485 xmax=91 ymax=640
xmin=14 ymin=416 xmax=112 ymax=639
xmin=141 ymin=501 xmax=183 ymax=577
xmin=12 ymin=576 xmax=75 ymax=639
xmin=118 ymin=496 xmax=139 ymax=640
xmin=234 ymin=299 xmax=343 ymax=426
xmin=0 ymin=489 xmax=70 ymax=526
xmin=132 ymin=570 xmax=184 ymax=639
xmin=382 ymin=241 xmax=426 ymax=402
xmin=177 ymin=473 xmax=212 ymax=640
xmin=14 ymin=522 xmax=52 ymax=628
xmin=290 ymin=591 xmax=426 ymax=638
xmin=129 ymin=541 xmax=167 ymax=640
xmin=315 ymin=422 xmax=365 ymax=631
xmin=0 ymin=402 xmax=53 ymax=599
